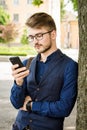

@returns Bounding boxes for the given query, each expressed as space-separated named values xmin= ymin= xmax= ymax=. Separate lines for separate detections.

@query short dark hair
xmin=26 ymin=12 xmax=56 ymax=31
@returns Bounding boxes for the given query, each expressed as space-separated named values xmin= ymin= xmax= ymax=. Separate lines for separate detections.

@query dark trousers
xmin=12 ymin=123 xmax=31 ymax=130
xmin=23 ymin=125 xmax=31 ymax=130
xmin=12 ymin=123 xmax=19 ymax=130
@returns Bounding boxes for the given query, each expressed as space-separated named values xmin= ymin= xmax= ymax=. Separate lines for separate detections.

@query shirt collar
xmin=36 ymin=49 xmax=59 ymax=62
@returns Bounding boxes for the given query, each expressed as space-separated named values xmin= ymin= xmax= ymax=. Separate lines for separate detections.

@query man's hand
xmin=20 ymin=96 xmax=32 ymax=111
xmin=11 ymin=64 xmax=29 ymax=86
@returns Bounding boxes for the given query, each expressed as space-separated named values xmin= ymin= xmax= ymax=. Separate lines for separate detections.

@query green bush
xmin=0 ymin=45 xmax=37 ymax=56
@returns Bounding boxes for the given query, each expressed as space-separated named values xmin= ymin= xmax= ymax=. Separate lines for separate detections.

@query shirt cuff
xmin=32 ymin=101 xmax=41 ymax=112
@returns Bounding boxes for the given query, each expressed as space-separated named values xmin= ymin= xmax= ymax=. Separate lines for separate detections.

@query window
xmin=0 ymin=0 xmax=5 ymax=6
xmin=13 ymin=0 xmax=19 ymax=5
xmin=0 ymin=0 xmax=7 ymax=8
xmin=27 ymin=0 xmax=32 ymax=4
xmin=13 ymin=14 xmax=19 ymax=22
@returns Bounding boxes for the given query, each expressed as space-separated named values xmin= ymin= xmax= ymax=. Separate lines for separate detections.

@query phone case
xmin=9 ymin=56 xmax=24 ymax=68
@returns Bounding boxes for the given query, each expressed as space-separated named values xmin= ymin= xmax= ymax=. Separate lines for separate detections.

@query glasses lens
xmin=28 ymin=36 xmax=34 ymax=42
xmin=36 ymin=33 xmax=43 ymax=40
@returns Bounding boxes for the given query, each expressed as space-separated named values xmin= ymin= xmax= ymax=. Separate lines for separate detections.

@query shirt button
xmin=37 ymin=88 xmax=40 ymax=91
xmin=35 ymin=98 xmax=38 ymax=101
xmin=29 ymin=119 xmax=32 ymax=123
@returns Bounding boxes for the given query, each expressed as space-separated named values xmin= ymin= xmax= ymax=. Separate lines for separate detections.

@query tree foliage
xmin=0 ymin=23 xmax=18 ymax=43
xmin=60 ymin=0 xmax=65 ymax=20
xmin=20 ymin=29 xmax=29 ymax=45
xmin=70 ymin=0 xmax=78 ymax=11
xmin=0 ymin=6 xmax=10 ymax=25
xmin=32 ymin=0 xmax=43 ymax=7
xmin=0 ymin=6 xmax=18 ymax=43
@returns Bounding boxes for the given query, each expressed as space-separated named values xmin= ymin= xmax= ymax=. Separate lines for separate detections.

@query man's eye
xmin=29 ymin=36 xmax=34 ymax=39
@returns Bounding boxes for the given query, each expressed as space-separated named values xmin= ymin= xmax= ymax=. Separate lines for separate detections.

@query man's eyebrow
xmin=29 ymin=32 xmax=42 ymax=36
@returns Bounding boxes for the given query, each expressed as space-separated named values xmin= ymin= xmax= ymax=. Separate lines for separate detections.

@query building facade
xmin=61 ymin=12 xmax=79 ymax=49
xmin=0 ymin=0 xmax=79 ymax=48
xmin=5 ymin=0 xmax=49 ymax=26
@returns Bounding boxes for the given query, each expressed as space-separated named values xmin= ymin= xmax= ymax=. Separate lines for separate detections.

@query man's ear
xmin=51 ymin=30 xmax=56 ymax=39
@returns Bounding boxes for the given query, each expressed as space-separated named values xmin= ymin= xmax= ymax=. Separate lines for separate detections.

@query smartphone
xmin=9 ymin=56 xmax=24 ymax=68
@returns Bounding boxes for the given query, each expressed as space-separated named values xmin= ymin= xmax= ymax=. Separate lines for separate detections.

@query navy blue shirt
xmin=36 ymin=51 xmax=57 ymax=84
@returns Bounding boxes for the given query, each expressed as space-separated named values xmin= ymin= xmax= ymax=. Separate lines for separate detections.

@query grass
xmin=0 ymin=45 xmax=37 ymax=56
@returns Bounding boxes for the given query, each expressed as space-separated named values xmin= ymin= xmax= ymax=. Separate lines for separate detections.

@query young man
xmin=10 ymin=12 xmax=78 ymax=130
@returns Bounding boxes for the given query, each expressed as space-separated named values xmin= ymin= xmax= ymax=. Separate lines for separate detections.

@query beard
xmin=34 ymin=37 xmax=52 ymax=54
xmin=34 ymin=42 xmax=52 ymax=54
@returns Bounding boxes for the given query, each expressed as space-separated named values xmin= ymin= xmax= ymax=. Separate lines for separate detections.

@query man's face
xmin=27 ymin=27 xmax=56 ymax=54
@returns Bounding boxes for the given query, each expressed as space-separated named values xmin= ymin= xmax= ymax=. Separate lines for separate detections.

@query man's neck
xmin=40 ymin=48 xmax=58 ymax=62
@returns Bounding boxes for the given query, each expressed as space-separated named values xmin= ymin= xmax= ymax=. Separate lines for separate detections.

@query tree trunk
xmin=76 ymin=0 xmax=87 ymax=130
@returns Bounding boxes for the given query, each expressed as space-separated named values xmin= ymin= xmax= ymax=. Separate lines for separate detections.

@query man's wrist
xmin=26 ymin=101 xmax=32 ymax=112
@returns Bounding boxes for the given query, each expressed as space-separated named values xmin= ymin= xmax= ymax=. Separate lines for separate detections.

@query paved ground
xmin=0 ymin=49 xmax=78 ymax=130
xmin=0 ymin=80 xmax=17 ymax=130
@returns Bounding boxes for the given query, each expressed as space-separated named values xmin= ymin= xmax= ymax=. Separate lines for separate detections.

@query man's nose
xmin=33 ymin=37 xmax=38 ymax=43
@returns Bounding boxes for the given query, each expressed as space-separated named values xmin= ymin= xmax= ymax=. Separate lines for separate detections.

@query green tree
xmin=0 ymin=23 xmax=18 ymax=44
xmin=70 ymin=0 xmax=78 ymax=11
xmin=0 ymin=6 xmax=10 ymax=25
xmin=32 ymin=0 xmax=43 ymax=7
xmin=0 ymin=6 xmax=10 ymax=43
xmin=60 ymin=0 xmax=65 ymax=20
xmin=0 ymin=6 xmax=18 ymax=44
xmin=21 ymin=29 xmax=29 ymax=45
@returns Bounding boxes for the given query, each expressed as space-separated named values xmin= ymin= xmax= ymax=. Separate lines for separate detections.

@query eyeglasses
xmin=27 ymin=30 xmax=53 ymax=42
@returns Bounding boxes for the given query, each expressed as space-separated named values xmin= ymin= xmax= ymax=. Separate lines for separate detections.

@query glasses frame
xmin=27 ymin=30 xmax=53 ymax=42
